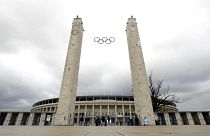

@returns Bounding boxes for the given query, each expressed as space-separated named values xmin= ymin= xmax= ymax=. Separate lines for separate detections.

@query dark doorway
xmin=44 ymin=113 xmax=53 ymax=126
xmin=9 ymin=113 xmax=18 ymax=125
xmin=157 ymin=113 xmax=166 ymax=125
xmin=180 ymin=112 xmax=189 ymax=125
xmin=32 ymin=113 xmax=41 ymax=125
xmin=125 ymin=117 xmax=130 ymax=126
xmin=116 ymin=117 xmax=123 ymax=126
xmin=202 ymin=112 xmax=210 ymax=125
xmin=169 ymin=113 xmax=177 ymax=125
xmin=111 ymin=117 xmax=115 ymax=125
xmin=74 ymin=117 xmax=77 ymax=124
xmin=20 ymin=113 xmax=30 ymax=125
xmin=191 ymin=112 xmax=201 ymax=125
xmin=0 ymin=112 xmax=7 ymax=125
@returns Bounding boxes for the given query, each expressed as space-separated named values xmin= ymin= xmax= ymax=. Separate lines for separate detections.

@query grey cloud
xmin=0 ymin=0 xmax=210 ymax=112
xmin=144 ymin=12 xmax=210 ymax=110
xmin=77 ymin=65 xmax=132 ymax=96
xmin=177 ymin=89 xmax=210 ymax=111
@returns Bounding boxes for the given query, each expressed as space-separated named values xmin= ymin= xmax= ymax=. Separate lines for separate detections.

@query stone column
xmin=115 ymin=105 xmax=117 ymax=125
xmin=198 ymin=112 xmax=206 ymax=125
xmin=186 ymin=112 xmax=194 ymax=125
xmin=122 ymin=105 xmax=125 ymax=125
xmin=39 ymin=113 xmax=46 ymax=126
xmin=108 ymin=105 xmax=110 ymax=115
xmin=92 ymin=105 xmax=95 ymax=125
xmin=54 ymin=106 xmax=57 ymax=113
xmin=77 ymin=105 xmax=80 ymax=125
xmin=54 ymin=16 xmax=84 ymax=126
xmin=100 ymin=105 xmax=102 ymax=116
xmin=15 ymin=113 xmax=23 ymax=125
xmin=129 ymin=105 xmax=132 ymax=119
xmin=126 ymin=16 xmax=155 ymax=125
xmin=3 ymin=112 xmax=12 ymax=126
xmin=84 ymin=105 xmax=87 ymax=117
xmin=164 ymin=113 xmax=171 ymax=125
xmin=175 ymin=112 xmax=182 ymax=125
xmin=28 ymin=113 xmax=35 ymax=126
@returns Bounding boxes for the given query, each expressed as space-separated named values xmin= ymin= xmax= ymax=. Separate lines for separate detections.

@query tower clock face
xmin=72 ymin=30 xmax=79 ymax=35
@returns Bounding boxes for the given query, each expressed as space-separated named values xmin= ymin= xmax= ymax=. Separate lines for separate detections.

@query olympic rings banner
xmin=94 ymin=37 xmax=115 ymax=44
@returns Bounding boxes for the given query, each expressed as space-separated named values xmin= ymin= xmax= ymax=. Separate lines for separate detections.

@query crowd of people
xmin=79 ymin=115 xmax=112 ymax=126
xmin=78 ymin=115 xmax=161 ymax=126
xmin=95 ymin=115 xmax=111 ymax=126
xmin=79 ymin=115 xmax=90 ymax=126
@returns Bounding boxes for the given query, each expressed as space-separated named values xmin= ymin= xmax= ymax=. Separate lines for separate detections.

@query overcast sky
xmin=0 ymin=0 xmax=210 ymax=111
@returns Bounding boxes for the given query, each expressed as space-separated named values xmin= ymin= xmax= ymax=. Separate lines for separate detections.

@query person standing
xmin=105 ymin=116 xmax=107 ymax=126
xmin=84 ymin=117 xmax=89 ymax=126
xmin=107 ymin=115 xmax=110 ymax=126
xmin=155 ymin=116 xmax=160 ymax=125
xmin=101 ymin=116 xmax=105 ymax=126
xmin=129 ymin=117 xmax=134 ymax=126
xmin=144 ymin=116 xmax=149 ymax=126
xmin=95 ymin=116 xmax=101 ymax=126
xmin=134 ymin=115 xmax=139 ymax=126
xmin=79 ymin=115 xmax=84 ymax=126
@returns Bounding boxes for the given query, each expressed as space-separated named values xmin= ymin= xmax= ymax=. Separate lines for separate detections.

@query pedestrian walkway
xmin=0 ymin=126 xmax=210 ymax=136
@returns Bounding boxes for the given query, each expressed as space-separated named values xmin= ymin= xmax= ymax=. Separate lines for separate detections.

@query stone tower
xmin=126 ymin=16 xmax=155 ymax=125
xmin=54 ymin=16 xmax=84 ymax=125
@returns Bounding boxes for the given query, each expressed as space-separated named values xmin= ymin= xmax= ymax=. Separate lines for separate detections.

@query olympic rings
xmin=94 ymin=37 xmax=115 ymax=44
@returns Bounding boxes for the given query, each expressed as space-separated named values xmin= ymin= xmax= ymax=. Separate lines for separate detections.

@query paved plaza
xmin=0 ymin=126 xmax=210 ymax=136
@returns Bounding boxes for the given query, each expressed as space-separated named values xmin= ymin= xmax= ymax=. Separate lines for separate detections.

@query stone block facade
xmin=1 ymin=111 xmax=210 ymax=126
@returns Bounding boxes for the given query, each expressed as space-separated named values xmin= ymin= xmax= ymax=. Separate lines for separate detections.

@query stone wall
xmin=0 ymin=111 xmax=210 ymax=126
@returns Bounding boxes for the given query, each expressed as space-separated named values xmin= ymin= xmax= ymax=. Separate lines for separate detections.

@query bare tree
xmin=148 ymin=74 xmax=179 ymax=112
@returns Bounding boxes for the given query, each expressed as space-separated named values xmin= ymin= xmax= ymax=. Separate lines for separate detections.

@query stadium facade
xmin=0 ymin=96 xmax=209 ymax=126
